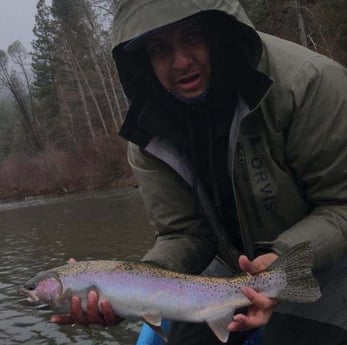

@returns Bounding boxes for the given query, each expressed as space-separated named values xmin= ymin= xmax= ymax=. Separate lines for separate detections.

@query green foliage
xmin=31 ymin=0 xmax=59 ymax=116
xmin=51 ymin=0 xmax=86 ymax=25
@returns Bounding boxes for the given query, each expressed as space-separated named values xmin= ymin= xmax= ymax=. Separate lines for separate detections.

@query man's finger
xmin=70 ymin=296 xmax=88 ymax=324
xmin=87 ymin=290 xmax=103 ymax=324
xmin=238 ymin=253 xmax=279 ymax=275
xmin=50 ymin=314 xmax=73 ymax=324
xmin=100 ymin=300 xmax=123 ymax=326
xmin=230 ymin=312 xmax=264 ymax=331
xmin=238 ymin=255 xmax=256 ymax=274
xmin=228 ymin=316 xmax=248 ymax=332
xmin=241 ymin=286 xmax=277 ymax=309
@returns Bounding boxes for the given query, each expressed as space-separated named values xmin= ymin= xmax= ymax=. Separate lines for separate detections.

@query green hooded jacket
xmin=112 ymin=0 xmax=347 ymax=330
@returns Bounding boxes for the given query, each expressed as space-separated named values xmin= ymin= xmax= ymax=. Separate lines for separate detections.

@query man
xmin=52 ymin=1 xmax=347 ymax=344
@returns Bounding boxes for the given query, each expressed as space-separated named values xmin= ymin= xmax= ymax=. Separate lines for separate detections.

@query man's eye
xmin=147 ymin=43 xmax=168 ymax=56
xmin=150 ymin=45 xmax=162 ymax=54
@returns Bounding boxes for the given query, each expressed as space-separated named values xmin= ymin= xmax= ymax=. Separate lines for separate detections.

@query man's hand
xmin=50 ymin=290 xmax=122 ymax=326
xmin=50 ymin=259 xmax=123 ymax=327
xmin=228 ymin=252 xmax=279 ymax=332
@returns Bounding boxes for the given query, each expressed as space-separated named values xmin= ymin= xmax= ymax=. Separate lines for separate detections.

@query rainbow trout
xmin=20 ymin=242 xmax=320 ymax=343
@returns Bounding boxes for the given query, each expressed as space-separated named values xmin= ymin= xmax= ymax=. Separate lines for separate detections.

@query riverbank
xmin=0 ymin=136 xmax=136 ymax=203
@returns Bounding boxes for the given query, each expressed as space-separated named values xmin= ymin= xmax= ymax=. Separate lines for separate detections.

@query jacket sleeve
xmin=127 ymin=142 xmax=218 ymax=274
xmin=271 ymin=56 xmax=347 ymax=269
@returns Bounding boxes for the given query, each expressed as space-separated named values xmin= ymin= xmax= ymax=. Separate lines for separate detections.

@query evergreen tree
xmin=51 ymin=0 xmax=97 ymax=142
xmin=31 ymin=0 xmax=59 ymax=118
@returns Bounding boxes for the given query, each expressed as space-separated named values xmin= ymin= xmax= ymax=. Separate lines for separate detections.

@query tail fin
xmin=269 ymin=242 xmax=321 ymax=303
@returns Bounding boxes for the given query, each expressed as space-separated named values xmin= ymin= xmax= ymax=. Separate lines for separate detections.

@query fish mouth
xmin=18 ymin=288 xmax=40 ymax=305
xmin=18 ymin=289 xmax=50 ymax=310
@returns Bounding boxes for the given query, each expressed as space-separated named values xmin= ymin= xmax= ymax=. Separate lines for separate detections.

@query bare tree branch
xmin=295 ymin=0 xmax=308 ymax=47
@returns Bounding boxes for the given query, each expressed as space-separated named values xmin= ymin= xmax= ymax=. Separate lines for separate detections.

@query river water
xmin=0 ymin=188 xmax=155 ymax=345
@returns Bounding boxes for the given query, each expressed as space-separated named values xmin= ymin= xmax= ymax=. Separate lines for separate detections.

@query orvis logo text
xmin=250 ymin=156 xmax=277 ymax=210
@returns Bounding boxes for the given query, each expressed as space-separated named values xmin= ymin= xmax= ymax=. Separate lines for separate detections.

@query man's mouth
xmin=176 ymin=72 xmax=203 ymax=92
xmin=177 ymin=72 xmax=201 ymax=85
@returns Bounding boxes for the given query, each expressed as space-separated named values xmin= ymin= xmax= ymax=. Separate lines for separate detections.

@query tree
xmin=51 ymin=0 xmax=100 ymax=142
xmin=50 ymin=0 xmax=127 ymax=142
xmin=31 ymin=0 xmax=60 ymax=123
xmin=295 ymin=0 xmax=308 ymax=47
xmin=0 ymin=97 xmax=16 ymax=161
xmin=241 ymin=0 xmax=346 ymax=66
xmin=8 ymin=41 xmax=37 ymax=124
xmin=83 ymin=0 xmax=124 ymax=131
xmin=0 ymin=49 xmax=41 ymax=150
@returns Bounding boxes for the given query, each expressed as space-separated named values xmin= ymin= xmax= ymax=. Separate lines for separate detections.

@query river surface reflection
xmin=0 ymin=188 xmax=154 ymax=345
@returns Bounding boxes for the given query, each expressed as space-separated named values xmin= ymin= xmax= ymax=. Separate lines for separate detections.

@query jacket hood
xmin=112 ymin=0 xmax=254 ymax=49
xmin=112 ymin=0 xmax=263 ymax=99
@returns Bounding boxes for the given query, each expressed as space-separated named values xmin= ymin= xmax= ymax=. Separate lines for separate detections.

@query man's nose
xmin=171 ymin=46 xmax=193 ymax=69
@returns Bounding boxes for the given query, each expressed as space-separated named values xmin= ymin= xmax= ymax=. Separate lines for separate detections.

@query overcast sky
xmin=0 ymin=0 xmax=40 ymax=52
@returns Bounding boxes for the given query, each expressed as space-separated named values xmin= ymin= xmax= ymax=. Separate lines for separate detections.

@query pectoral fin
xmin=55 ymin=288 xmax=73 ymax=306
xmin=206 ymin=311 xmax=234 ymax=343
xmin=52 ymin=288 xmax=73 ymax=313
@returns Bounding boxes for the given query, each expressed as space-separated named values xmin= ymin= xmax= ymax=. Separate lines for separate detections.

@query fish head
xmin=19 ymin=270 xmax=63 ymax=306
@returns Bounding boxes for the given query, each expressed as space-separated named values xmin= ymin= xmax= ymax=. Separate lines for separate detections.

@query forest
xmin=0 ymin=0 xmax=346 ymax=201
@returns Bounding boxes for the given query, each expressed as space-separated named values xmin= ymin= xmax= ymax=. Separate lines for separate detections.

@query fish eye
xmin=25 ymin=283 xmax=37 ymax=291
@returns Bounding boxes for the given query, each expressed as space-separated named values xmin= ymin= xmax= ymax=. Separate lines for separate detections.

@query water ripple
xmin=0 ymin=188 xmax=153 ymax=344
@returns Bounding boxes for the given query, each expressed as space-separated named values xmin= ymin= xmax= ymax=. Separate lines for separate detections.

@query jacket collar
xmin=239 ymin=66 xmax=273 ymax=111
xmin=119 ymin=66 xmax=273 ymax=147
xmin=119 ymin=94 xmax=187 ymax=148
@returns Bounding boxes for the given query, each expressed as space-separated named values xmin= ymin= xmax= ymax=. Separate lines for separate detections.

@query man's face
xmin=144 ymin=19 xmax=210 ymax=99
